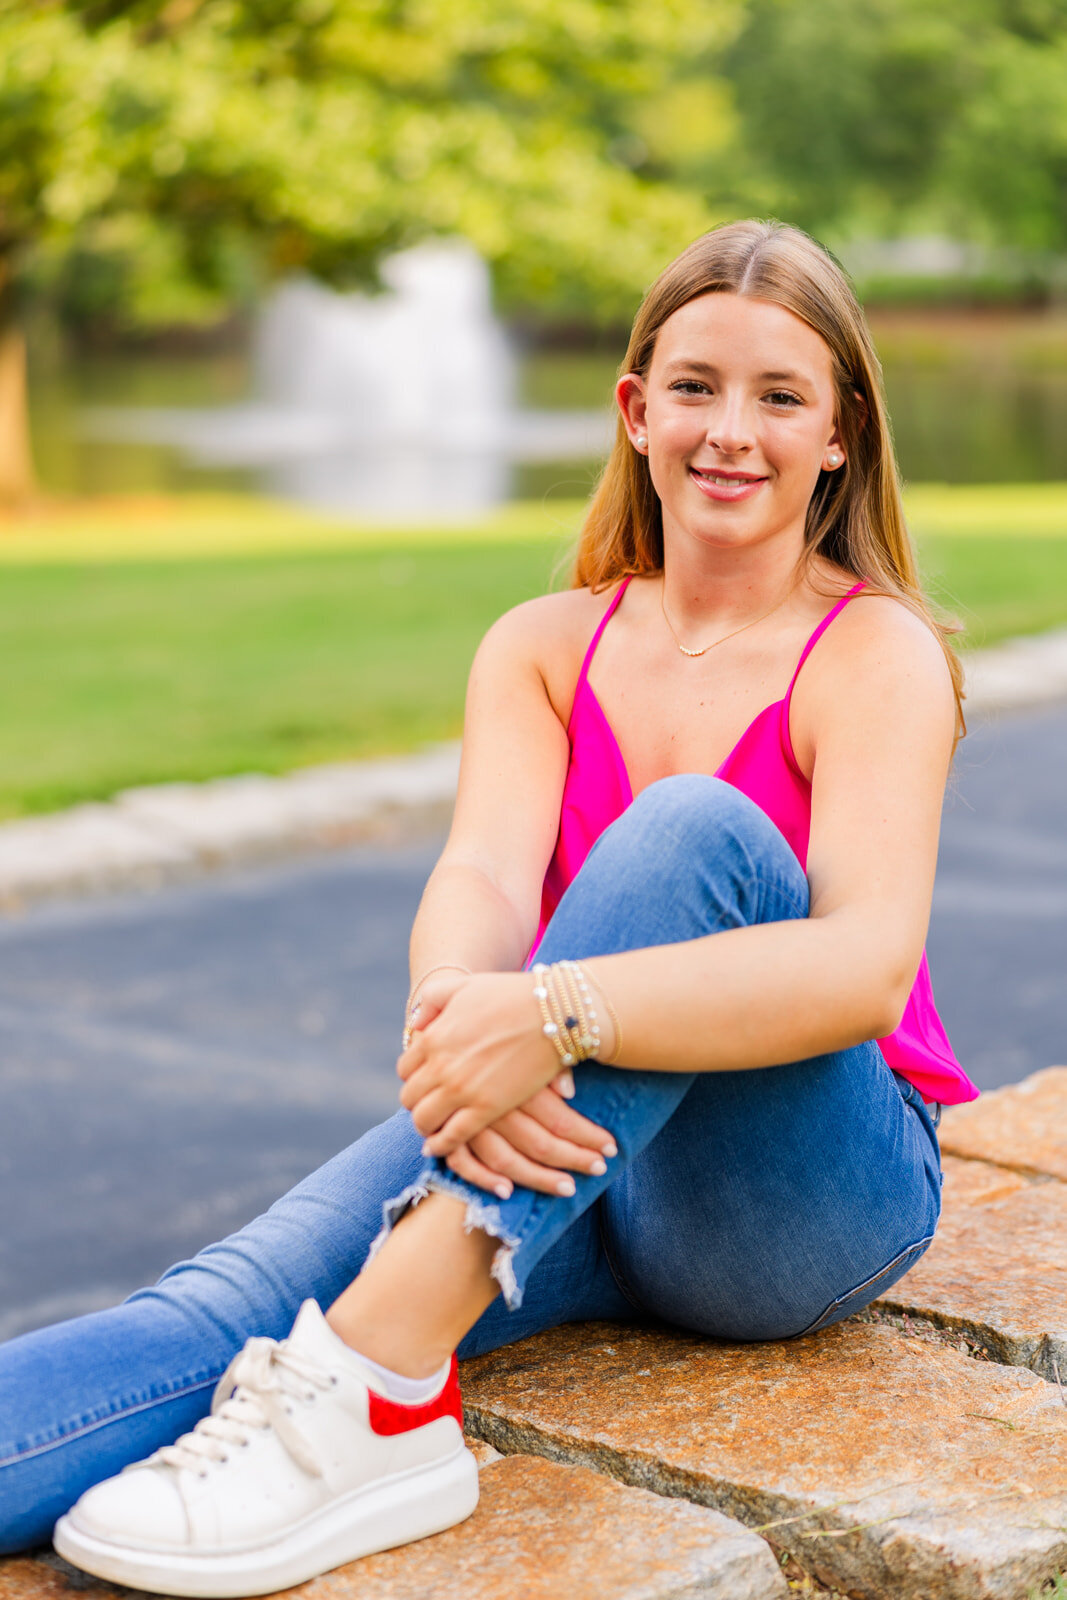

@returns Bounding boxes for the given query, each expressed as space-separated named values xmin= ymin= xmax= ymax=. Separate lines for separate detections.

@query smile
xmin=689 ymin=468 xmax=767 ymax=501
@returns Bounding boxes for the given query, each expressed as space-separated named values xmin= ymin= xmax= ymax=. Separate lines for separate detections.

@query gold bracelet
xmin=569 ymin=962 xmax=621 ymax=1064
xmin=532 ymin=963 xmax=577 ymax=1068
xmin=600 ymin=993 xmax=623 ymax=1063
xmin=532 ymin=960 xmax=607 ymax=1068
xmin=556 ymin=961 xmax=584 ymax=1050
xmin=402 ymin=963 xmax=472 ymax=1049
xmin=559 ymin=960 xmax=600 ymax=1058
xmin=407 ymin=962 xmax=472 ymax=1011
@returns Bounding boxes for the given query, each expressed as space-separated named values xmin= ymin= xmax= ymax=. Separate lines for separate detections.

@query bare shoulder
xmin=811 ymin=590 xmax=954 ymax=699
xmin=474 ymin=585 xmax=622 ymax=722
xmin=792 ymin=588 xmax=957 ymax=774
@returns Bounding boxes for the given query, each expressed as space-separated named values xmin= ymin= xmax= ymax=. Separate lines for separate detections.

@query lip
xmin=689 ymin=467 xmax=768 ymax=502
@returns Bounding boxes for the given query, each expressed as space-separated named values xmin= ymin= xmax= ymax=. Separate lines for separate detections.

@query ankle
xmin=325 ymin=1307 xmax=453 ymax=1381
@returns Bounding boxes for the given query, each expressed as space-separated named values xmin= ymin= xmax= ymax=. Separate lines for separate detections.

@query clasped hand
xmin=397 ymin=971 xmax=617 ymax=1198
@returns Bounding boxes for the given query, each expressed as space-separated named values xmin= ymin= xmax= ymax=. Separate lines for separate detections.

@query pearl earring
xmin=635 ymin=435 xmax=648 ymax=450
xmin=826 ymin=451 xmax=843 ymax=469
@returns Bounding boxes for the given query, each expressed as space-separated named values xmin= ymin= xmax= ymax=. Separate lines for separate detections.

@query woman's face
xmin=618 ymin=291 xmax=845 ymax=561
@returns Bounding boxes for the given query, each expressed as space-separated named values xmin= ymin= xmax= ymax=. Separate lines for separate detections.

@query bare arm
xmin=402 ymin=594 xmax=622 ymax=1191
xmin=407 ymin=601 xmax=571 ymax=991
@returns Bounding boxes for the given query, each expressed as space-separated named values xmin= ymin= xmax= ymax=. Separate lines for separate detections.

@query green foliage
xmin=4 ymin=0 xmax=1067 ymax=335
xmin=2 ymin=0 xmax=739 ymax=331
xmin=722 ymin=0 xmax=1067 ymax=257
xmin=941 ymin=25 xmax=1067 ymax=253
xmin=721 ymin=0 xmax=973 ymax=229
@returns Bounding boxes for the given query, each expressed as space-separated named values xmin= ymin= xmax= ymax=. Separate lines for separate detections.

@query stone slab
xmin=0 ymin=1455 xmax=788 ymax=1600
xmin=876 ymin=1156 xmax=1067 ymax=1382
xmin=465 ymin=1435 xmax=504 ymax=1468
xmin=940 ymin=1067 xmax=1067 ymax=1181
xmin=936 ymin=1153 xmax=1033 ymax=1209
xmin=460 ymin=1320 xmax=1067 ymax=1600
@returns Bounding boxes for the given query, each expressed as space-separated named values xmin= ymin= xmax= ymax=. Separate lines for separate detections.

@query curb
xmin=0 ymin=745 xmax=461 ymax=908
xmin=962 ymin=627 xmax=1067 ymax=711
xmin=1 ymin=630 xmax=1065 ymax=908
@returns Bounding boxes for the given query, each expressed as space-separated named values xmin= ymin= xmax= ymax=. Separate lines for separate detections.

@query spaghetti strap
xmin=783 ymin=581 xmax=866 ymax=710
xmin=575 ymin=575 xmax=633 ymax=694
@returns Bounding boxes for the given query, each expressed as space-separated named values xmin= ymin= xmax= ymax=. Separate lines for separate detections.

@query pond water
xmin=27 ymin=309 xmax=1067 ymax=512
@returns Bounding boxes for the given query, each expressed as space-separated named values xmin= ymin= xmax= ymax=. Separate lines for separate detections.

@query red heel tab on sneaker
xmin=367 ymin=1353 xmax=463 ymax=1436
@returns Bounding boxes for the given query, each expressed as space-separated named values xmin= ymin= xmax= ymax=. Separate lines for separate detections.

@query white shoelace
xmin=145 ymin=1336 xmax=337 ymax=1482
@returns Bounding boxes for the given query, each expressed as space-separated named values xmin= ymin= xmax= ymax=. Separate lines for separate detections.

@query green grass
xmin=1030 ymin=1577 xmax=1067 ymax=1600
xmin=1 ymin=485 xmax=1064 ymax=821
xmin=1 ymin=535 xmax=567 ymax=819
xmin=907 ymin=483 xmax=1067 ymax=644
xmin=919 ymin=534 xmax=1067 ymax=645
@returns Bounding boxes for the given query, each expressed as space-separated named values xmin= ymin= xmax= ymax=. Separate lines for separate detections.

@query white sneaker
xmin=53 ymin=1300 xmax=479 ymax=1598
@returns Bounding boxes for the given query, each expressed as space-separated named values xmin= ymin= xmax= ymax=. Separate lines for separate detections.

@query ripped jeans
xmin=0 ymin=777 xmax=942 ymax=1551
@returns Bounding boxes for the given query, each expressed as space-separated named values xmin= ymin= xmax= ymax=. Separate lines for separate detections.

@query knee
xmin=596 ymin=775 xmax=807 ymax=920
xmin=629 ymin=774 xmax=755 ymax=844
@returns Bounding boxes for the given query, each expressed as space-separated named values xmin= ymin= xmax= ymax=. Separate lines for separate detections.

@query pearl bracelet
xmin=532 ymin=961 xmax=603 ymax=1068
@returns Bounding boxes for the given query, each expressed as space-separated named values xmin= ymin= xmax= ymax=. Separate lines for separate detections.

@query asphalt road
xmin=2 ymin=702 xmax=1065 ymax=1341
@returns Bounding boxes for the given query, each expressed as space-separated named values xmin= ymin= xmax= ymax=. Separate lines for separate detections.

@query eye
xmin=668 ymin=378 xmax=711 ymax=396
xmin=764 ymin=390 xmax=803 ymax=408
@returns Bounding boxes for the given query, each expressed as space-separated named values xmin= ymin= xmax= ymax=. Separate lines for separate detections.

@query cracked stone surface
xmin=465 ymin=1435 xmax=503 ymax=1468
xmin=0 ymin=1455 xmax=788 ymax=1600
xmin=940 ymin=1066 xmax=1067 ymax=1180
xmin=935 ymin=1153 xmax=1032 ymax=1209
xmin=877 ymin=1156 xmax=1067 ymax=1382
xmin=460 ymin=1319 xmax=1067 ymax=1600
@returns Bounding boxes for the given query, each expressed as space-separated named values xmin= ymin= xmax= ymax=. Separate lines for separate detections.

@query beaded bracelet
xmin=570 ymin=960 xmax=623 ymax=1064
xmin=532 ymin=960 xmax=605 ymax=1068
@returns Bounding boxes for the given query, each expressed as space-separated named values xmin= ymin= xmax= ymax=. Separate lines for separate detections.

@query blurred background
xmin=1 ymin=0 xmax=1066 ymax=815
xmin=2 ymin=0 xmax=1067 ymax=1337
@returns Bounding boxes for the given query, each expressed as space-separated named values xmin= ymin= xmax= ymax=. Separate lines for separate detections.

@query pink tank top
xmin=535 ymin=576 xmax=978 ymax=1106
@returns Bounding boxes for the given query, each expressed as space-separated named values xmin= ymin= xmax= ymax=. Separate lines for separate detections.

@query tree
xmin=718 ymin=0 xmax=1067 ymax=256
xmin=0 ymin=0 xmax=741 ymax=504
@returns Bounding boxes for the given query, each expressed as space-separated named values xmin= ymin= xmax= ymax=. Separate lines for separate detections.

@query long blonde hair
xmin=573 ymin=219 xmax=965 ymax=737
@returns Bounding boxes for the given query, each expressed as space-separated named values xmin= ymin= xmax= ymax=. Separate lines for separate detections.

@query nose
xmin=706 ymin=394 xmax=754 ymax=456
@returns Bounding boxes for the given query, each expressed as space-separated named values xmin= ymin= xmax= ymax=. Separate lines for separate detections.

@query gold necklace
xmin=660 ymin=581 xmax=793 ymax=658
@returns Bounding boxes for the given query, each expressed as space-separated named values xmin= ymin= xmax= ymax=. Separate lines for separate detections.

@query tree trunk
xmin=0 ymin=323 xmax=36 ymax=510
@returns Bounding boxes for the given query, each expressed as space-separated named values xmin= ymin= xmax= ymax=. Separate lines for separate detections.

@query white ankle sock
xmin=350 ymin=1348 xmax=452 ymax=1403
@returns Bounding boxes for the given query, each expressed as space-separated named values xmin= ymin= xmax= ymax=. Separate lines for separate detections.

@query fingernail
xmin=494 ymin=1181 xmax=513 ymax=1199
xmin=601 ymin=1141 xmax=618 ymax=1159
xmin=590 ymin=1157 xmax=607 ymax=1176
xmin=559 ymin=1073 xmax=575 ymax=1099
xmin=421 ymin=1141 xmax=432 ymax=1157
xmin=556 ymin=1177 xmax=576 ymax=1197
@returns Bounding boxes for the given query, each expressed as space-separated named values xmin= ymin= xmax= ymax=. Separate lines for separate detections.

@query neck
xmin=660 ymin=538 xmax=807 ymax=633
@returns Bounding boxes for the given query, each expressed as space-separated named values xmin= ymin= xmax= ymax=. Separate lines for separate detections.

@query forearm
xmin=409 ymin=859 xmax=536 ymax=990
xmin=584 ymin=912 xmax=911 ymax=1074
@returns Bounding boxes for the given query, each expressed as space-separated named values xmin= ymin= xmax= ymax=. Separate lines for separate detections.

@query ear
xmin=616 ymin=373 xmax=648 ymax=448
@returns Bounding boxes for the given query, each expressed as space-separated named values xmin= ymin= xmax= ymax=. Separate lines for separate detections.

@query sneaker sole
xmin=54 ymin=1446 xmax=480 ymax=1598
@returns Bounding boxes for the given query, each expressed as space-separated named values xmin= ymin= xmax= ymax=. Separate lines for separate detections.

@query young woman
xmin=1 ymin=219 xmax=978 ymax=1596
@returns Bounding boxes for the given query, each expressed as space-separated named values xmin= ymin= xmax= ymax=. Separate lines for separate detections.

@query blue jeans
xmin=0 ymin=777 xmax=942 ymax=1551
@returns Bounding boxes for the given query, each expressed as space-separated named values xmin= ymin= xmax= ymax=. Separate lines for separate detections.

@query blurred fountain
xmin=82 ymin=241 xmax=611 ymax=519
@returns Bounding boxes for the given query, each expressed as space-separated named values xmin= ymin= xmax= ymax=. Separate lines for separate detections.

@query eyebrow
xmin=661 ymin=358 xmax=814 ymax=387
